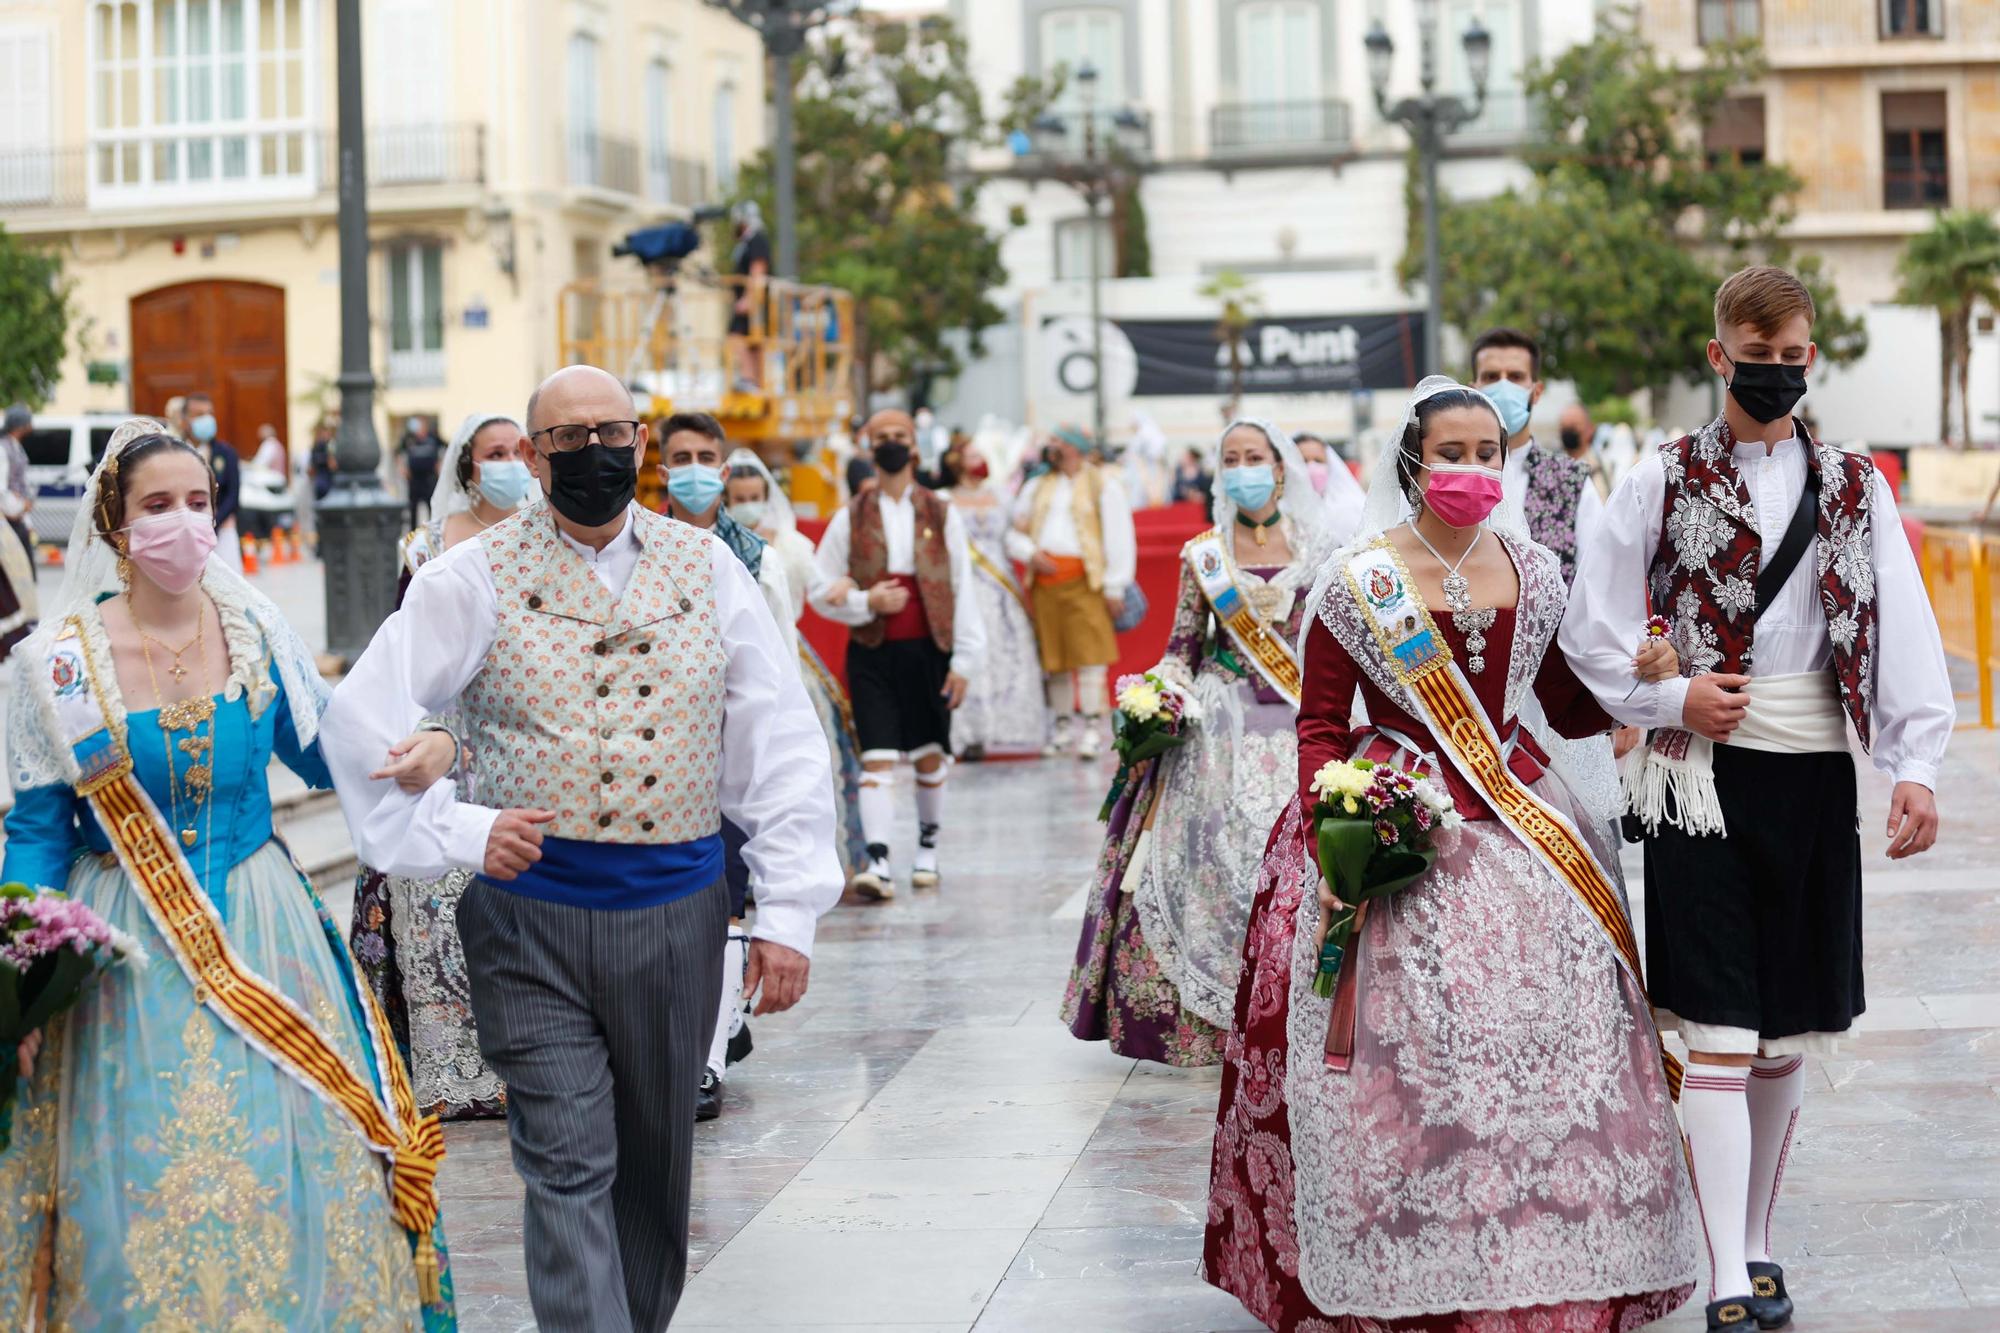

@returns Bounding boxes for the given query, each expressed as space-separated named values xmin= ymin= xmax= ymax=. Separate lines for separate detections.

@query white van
xmin=18 ymin=414 xmax=132 ymax=546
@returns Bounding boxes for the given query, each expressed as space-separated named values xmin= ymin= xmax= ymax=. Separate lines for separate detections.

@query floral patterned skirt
xmin=350 ymin=866 xmax=505 ymax=1121
xmin=1060 ymin=758 xmax=1225 ymax=1068
xmin=1203 ymin=793 xmax=1697 ymax=1332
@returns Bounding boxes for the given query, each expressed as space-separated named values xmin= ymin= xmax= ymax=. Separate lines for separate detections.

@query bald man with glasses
xmin=325 ymin=365 xmax=843 ymax=1331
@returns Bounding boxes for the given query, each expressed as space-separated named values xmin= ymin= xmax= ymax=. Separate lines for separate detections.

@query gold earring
xmin=116 ymin=554 xmax=133 ymax=587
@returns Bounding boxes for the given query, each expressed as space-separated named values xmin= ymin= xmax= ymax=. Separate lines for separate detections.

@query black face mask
xmin=545 ymin=442 xmax=637 ymax=527
xmin=1723 ymin=355 xmax=1809 ymax=425
xmin=871 ymin=441 xmax=912 ymax=476
xmin=1559 ymin=427 xmax=1583 ymax=452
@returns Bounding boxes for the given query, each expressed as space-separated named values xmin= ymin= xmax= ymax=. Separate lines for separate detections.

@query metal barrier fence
xmin=1919 ymin=529 xmax=1996 ymax=728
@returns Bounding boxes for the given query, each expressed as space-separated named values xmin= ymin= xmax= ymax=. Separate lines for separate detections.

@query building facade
xmin=0 ymin=0 xmax=763 ymax=455
xmin=1641 ymin=0 xmax=2000 ymax=445
xmin=940 ymin=0 xmax=1598 ymax=441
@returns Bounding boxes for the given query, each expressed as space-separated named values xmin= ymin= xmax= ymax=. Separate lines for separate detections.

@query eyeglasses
xmin=532 ymin=420 xmax=642 ymax=453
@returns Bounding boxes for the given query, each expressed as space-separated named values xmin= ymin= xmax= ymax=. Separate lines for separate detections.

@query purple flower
xmin=1374 ymin=818 xmax=1400 ymax=846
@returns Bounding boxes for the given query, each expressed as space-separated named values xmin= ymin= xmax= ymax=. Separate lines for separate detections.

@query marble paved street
xmin=434 ymin=724 xmax=2000 ymax=1332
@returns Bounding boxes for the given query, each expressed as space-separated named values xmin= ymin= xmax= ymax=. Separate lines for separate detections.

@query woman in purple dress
xmin=1062 ymin=419 xmax=1346 ymax=1065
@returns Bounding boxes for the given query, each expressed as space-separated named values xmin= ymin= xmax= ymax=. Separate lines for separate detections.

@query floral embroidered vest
xmin=846 ymin=484 xmax=955 ymax=652
xmin=461 ymin=507 xmax=729 ymax=843
xmin=1649 ymin=416 xmax=1876 ymax=748
xmin=1521 ymin=444 xmax=1590 ymax=586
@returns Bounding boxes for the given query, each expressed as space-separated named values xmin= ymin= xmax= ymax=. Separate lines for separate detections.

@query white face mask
xmin=727 ymin=500 xmax=768 ymax=529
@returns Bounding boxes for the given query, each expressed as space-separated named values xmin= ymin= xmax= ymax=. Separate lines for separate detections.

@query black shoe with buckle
xmin=1747 ymin=1262 xmax=1794 ymax=1328
xmin=1707 ymin=1298 xmax=1756 ymax=1331
xmin=695 ymin=1068 xmax=722 ymax=1122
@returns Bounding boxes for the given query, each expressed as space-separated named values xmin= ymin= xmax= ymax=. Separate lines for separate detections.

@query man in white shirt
xmin=811 ymin=409 xmax=985 ymax=898
xmin=1470 ymin=327 xmax=1605 ymax=586
xmin=1560 ymin=267 xmax=1952 ymax=1333
xmin=322 ymin=365 xmax=843 ymax=1332
xmin=1006 ymin=426 xmax=1137 ymax=759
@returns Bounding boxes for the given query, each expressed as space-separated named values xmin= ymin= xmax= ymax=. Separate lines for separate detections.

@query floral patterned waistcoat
xmin=1650 ymin=415 xmax=1876 ymax=748
xmin=846 ymin=484 xmax=955 ymax=652
xmin=1521 ymin=444 xmax=1591 ymax=586
xmin=461 ymin=506 xmax=729 ymax=843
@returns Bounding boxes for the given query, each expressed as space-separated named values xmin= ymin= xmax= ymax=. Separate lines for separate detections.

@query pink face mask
xmin=125 ymin=508 xmax=217 ymax=594
xmin=1421 ymin=461 xmax=1505 ymax=529
xmin=1305 ymin=460 xmax=1331 ymax=495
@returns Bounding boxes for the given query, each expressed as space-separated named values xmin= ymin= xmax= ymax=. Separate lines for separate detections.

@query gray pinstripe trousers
xmin=458 ymin=875 xmax=731 ymax=1332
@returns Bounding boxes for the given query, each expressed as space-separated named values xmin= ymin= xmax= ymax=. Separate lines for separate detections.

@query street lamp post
xmin=1365 ymin=4 xmax=1491 ymax=378
xmin=1029 ymin=63 xmax=1148 ymax=446
xmin=706 ymin=0 xmax=839 ymax=279
xmin=320 ymin=0 xmax=402 ymax=663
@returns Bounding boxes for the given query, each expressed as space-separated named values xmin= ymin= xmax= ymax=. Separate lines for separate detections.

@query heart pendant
xmin=181 ymin=829 xmax=198 ymax=847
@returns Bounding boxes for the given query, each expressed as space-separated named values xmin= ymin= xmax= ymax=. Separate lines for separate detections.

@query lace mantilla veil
xmin=8 ymin=418 xmax=331 ymax=791
xmin=429 ymin=411 xmax=526 ymax=523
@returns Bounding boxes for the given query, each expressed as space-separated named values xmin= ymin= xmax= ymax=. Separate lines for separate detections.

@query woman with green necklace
xmin=1063 ymin=418 xmax=1350 ymax=1064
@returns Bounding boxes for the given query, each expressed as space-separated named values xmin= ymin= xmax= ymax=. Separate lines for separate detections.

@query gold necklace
xmin=132 ymin=605 xmax=205 ymax=683
xmin=138 ymin=604 xmax=217 ymax=851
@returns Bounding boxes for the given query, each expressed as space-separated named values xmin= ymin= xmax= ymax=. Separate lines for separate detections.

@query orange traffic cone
xmin=270 ymin=529 xmax=290 ymax=565
xmin=241 ymin=535 xmax=259 ymax=574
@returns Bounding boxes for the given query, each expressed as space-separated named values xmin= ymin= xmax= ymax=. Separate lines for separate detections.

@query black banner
xmin=1105 ymin=311 xmax=1425 ymax=397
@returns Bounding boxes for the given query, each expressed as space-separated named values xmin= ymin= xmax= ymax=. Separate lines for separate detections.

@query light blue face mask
xmin=190 ymin=413 xmax=218 ymax=443
xmin=1222 ymin=463 xmax=1277 ymax=512
xmin=475 ymin=458 xmax=535 ymax=509
xmin=1482 ymin=379 xmax=1533 ymax=436
xmin=667 ymin=463 xmax=726 ymax=515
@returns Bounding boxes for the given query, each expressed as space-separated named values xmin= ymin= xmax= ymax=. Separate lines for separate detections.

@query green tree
xmin=1405 ymin=8 xmax=1865 ymax=403
xmin=0 ymin=227 xmax=71 ymax=407
xmin=731 ymin=15 xmax=1009 ymax=403
xmin=1199 ymin=268 xmax=1264 ymax=417
xmin=1895 ymin=208 xmax=2000 ymax=447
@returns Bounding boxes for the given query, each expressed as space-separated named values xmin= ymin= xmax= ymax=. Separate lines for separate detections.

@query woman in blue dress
xmin=0 ymin=421 xmax=459 ymax=1330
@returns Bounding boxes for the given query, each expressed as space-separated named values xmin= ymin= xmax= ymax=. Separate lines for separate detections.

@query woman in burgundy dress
xmin=1204 ymin=378 xmax=1698 ymax=1331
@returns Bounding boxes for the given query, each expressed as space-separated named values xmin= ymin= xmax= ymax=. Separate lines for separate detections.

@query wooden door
xmin=130 ymin=280 xmax=288 ymax=457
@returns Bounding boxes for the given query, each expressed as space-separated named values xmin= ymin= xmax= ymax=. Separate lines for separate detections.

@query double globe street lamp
xmin=1026 ymin=61 xmax=1148 ymax=446
xmin=1365 ymin=2 xmax=1492 ymax=379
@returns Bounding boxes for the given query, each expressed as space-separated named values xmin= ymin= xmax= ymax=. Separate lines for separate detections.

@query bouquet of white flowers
xmin=1308 ymin=759 xmax=1460 ymax=998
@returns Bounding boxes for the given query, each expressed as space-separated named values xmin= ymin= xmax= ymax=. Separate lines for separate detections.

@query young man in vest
xmin=323 ymin=365 xmax=844 ymax=1332
xmin=810 ymin=408 xmax=985 ymax=898
xmin=659 ymin=408 xmax=795 ymax=1121
xmin=1561 ymin=266 xmax=1954 ymax=1333
xmin=1470 ymin=326 xmax=1604 ymax=586
xmin=1006 ymin=426 xmax=1136 ymax=758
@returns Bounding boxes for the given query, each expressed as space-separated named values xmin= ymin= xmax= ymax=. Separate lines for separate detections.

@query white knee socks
xmin=1045 ymin=671 xmax=1075 ymax=714
xmin=1682 ymin=1063 xmax=1754 ymax=1301
xmin=707 ymin=928 xmax=748 ymax=1079
xmin=1077 ymin=665 xmax=1109 ymax=718
xmin=858 ymin=773 xmax=894 ymax=857
xmin=914 ymin=768 xmax=946 ymax=832
xmin=1745 ymin=1054 xmax=1805 ymax=1265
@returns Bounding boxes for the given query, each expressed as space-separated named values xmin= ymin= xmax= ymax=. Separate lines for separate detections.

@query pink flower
xmin=1374 ymin=818 xmax=1400 ymax=846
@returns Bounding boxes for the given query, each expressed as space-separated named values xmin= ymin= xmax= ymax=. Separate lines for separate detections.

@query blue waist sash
xmin=484 ymin=832 xmax=726 ymax=910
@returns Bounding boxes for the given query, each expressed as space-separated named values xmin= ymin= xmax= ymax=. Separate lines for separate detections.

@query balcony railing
xmin=1447 ymin=90 xmax=1537 ymax=148
xmin=565 ymin=128 xmax=642 ymax=196
xmin=1884 ymin=164 xmax=1950 ymax=209
xmin=0 ymin=123 xmax=485 ymax=215
xmin=643 ymin=152 xmax=713 ymax=210
xmin=1210 ymin=99 xmax=1354 ymax=154
xmin=326 ymin=123 xmax=486 ymax=190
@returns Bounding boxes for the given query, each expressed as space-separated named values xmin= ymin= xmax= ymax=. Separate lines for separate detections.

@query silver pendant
xmin=1442 ymin=571 xmax=1472 ymax=612
xmin=1452 ymin=609 xmax=1497 ymax=674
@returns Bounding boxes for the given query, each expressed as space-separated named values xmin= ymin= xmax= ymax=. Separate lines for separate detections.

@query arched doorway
xmin=130 ymin=280 xmax=288 ymax=456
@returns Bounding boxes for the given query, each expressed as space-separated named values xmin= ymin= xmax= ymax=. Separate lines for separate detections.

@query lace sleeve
xmin=1151 ymin=561 xmax=1208 ymax=687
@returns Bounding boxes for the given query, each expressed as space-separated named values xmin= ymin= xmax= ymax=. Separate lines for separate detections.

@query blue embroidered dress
xmin=0 ymin=594 xmax=454 ymax=1331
